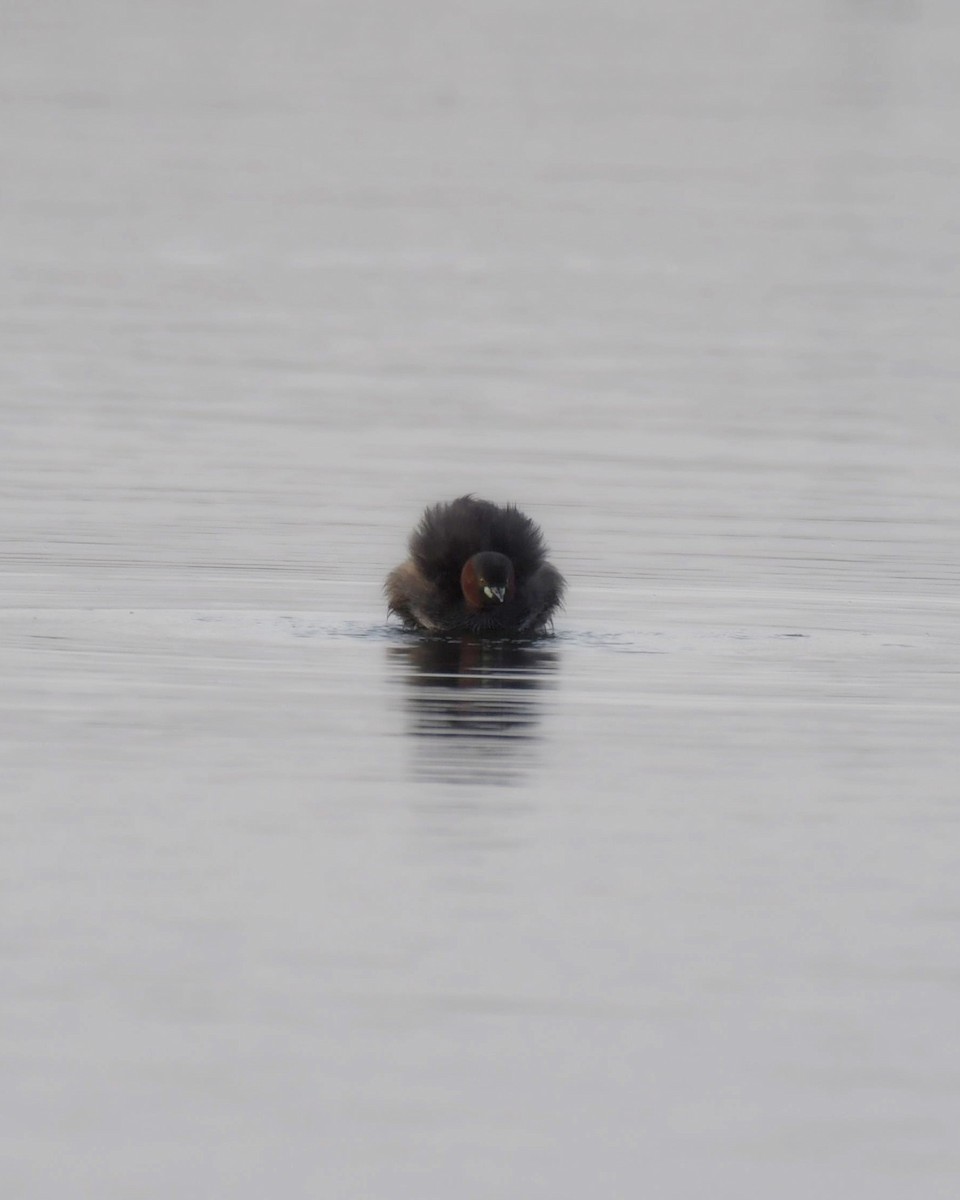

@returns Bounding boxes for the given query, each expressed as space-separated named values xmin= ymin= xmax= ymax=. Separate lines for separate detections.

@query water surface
xmin=3 ymin=2 xmax=960 ymax=1197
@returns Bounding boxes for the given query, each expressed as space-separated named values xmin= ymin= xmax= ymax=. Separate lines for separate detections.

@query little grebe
xmin=385 ymin=496 xmax=565 ymax=634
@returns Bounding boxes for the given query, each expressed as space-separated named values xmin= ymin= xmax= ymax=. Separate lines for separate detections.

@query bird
xmin=385 ymin=495 xmax=565 ymax=635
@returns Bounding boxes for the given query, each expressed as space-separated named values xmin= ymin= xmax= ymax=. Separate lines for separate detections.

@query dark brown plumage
xmin=385 ymin=496 xmax=565 ymax=635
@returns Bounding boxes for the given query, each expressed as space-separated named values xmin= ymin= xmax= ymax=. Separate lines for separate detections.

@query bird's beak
xmin=483 ymin=585 xmax=506 ymax=603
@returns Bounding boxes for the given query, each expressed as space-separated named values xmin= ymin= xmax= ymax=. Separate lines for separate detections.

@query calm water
xmin=3 ymin=2 xmax=960 ymax=1196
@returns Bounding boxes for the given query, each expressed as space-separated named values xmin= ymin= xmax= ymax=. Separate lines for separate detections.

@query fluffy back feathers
xmin=410 ymin=496 xmax=548 ymax=597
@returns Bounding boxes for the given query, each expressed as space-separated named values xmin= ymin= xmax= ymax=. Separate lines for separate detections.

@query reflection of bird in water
xmin=387 ymin=636 xmax=560 ymax=786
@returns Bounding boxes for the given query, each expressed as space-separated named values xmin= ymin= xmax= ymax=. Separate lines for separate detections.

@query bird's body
xmin=385 ymin=496 xmax=564 ymax=635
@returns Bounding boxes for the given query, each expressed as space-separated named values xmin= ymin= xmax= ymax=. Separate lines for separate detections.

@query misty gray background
xmin=3 ymin=1 xmax=959 ymax=1197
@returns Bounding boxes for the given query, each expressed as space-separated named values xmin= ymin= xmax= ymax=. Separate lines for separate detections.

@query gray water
xmin=3 ymin=2 xmax=960 ymax=1196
